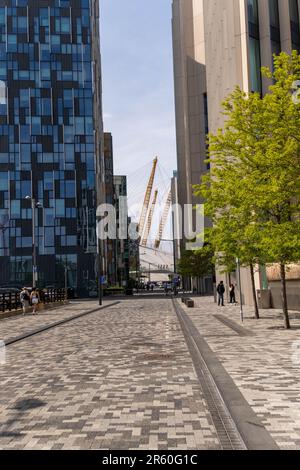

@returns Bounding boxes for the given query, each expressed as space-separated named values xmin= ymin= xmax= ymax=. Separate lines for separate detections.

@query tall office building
xmin=113 ymin=175 xmax=129 ymax=288
xmin=172 ymin=0 xmax=300 ymax=306
xmin=103 ymin=132 xmax=116 ymax=286
xmin=0 ymin=0 xmax=103 ymax=296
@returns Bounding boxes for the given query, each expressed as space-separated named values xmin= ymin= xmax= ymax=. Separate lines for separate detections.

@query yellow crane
xmin=154 ymin=189 xmax=172 ymax=249
xmin=141 ymin=189 xmax=158 ymax=247
xmin=138 ymin=157 xmax=158 ymax=240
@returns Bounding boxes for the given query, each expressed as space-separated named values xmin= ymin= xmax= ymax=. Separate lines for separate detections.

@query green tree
xmin=195 ymin=52 xmax=300 ymax=329
xmin=207 ymin=216 xmax=263 ymax=319
xmin=177 ymin=243 xmax=215 ymax=282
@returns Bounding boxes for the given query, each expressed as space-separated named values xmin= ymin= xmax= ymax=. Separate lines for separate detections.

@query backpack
xmin=21 ymin=292 xmax=29 ymax=302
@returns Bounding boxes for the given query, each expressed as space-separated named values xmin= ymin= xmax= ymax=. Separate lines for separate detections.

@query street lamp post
xmin=26 ymin=196 xmax=42 ymax=288
xmin=236 ymin=258 xmax=244 ymax=323
xmin=64 ymin=260 xmax=68 ymax=302
xmin=98 ymin=237 xmax=103 ymax=306
xmin=0 ymin=224 xmax=8 ymax=255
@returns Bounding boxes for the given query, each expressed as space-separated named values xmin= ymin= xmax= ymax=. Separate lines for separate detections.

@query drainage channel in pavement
xmin=214 ymin=314 xmax=255 ymax=337
xmin=172 ymin=298 xmax=279 ymax=451
xmin=172 ymin=298 xmax=246 ymax=450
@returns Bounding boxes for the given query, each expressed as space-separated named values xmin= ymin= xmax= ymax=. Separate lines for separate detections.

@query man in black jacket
xmin=217 ymin=281 xmax=225 ymax=307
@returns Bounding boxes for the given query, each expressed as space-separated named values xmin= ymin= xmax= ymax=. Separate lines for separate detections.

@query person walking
xmin=229 ymin=283 xmax=236 ymax=304
xmin=217 ymin=281 xmax=225 ymax=307
xmin=164 ymin=283 xmax=168 ymax=296
xmin=20 ymin=287 xmax=30 ymax=315
xmin=30 ymin=288 xmax=40 ymax=315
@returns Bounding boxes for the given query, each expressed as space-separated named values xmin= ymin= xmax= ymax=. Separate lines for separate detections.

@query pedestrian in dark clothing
xmin=217 ymin=281 xmax=225 ymax=306
xmin=229 ymin=284 xmax=236 ymax=304
xmin=20 ymin=287 xmax=30 ymax=315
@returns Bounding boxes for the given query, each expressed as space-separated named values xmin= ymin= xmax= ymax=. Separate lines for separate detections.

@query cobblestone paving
xmin=0 ymin=301 xmax=105 ymax=343
xmin=0 ymin=299 xmax=220 ymax=450
xmin=181 ymin=297 xmax=300 ymax=450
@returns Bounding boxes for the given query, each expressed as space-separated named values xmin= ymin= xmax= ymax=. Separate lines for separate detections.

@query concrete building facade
xmin=172 ymin=0 xmax=300 ymax=308
xmin=172 ymin=0 xmax=208 ymax=229
xmin=172 ymin=0 xmax=211 ymax=292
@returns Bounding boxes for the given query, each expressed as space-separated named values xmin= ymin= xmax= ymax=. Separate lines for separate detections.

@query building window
xmin=269 ymin=0 xmax=281 ymax=65
xmin=248 ymin=0 xmax=262 ymax=93
xmin=248 ymin=0 xmax=259 ymax=25
xmin=289 ymin=0 xmax=300 ymax=51
xmin=249 ymin=37 xmax=262 ymax=93
xmin=269 ymin=0 xmax=280 ymax=28
xmin=203 ymin=93 xmax=210 ymax=170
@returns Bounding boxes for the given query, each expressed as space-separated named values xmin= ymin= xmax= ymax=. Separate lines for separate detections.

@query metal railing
xmin=1 ymin=288 xmax=66 ymax=313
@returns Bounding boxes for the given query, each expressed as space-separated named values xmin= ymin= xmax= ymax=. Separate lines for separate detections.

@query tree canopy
xmin=194 ymin=52 xmax=300 ymax=329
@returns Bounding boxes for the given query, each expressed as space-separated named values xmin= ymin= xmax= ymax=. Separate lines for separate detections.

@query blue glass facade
xmin=0 ymin=0 xmax=101 ymax=294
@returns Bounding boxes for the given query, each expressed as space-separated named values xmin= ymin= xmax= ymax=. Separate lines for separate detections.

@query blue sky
xmin=100 ymin=0 xmax=177 ymax=180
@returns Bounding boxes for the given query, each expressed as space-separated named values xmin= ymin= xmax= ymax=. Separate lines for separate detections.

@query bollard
xmin=186 ymin=299 xmax=194 ymax=308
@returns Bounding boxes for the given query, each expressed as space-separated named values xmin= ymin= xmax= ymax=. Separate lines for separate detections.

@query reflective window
xmin=290 ymin=0 xmax=300 ymax=23
xmin=0 ymin=172 xmax=8 ymax=191
xmin=11 ymin=200 xmax=20 ymax=219
xmin=249 ymin=37 xmax=262 ymax=93
xmin=247 ymin=0 xmax=262 ymax=93
xmin=248 ymin=0 xmax=259 ymax=25
xmin=289 ymin=0 xmax=300 ymax=50
xmin=269 ymin=0 xmax=280 ymax=28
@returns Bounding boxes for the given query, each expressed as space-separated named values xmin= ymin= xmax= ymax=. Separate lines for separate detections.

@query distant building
xmin=128 ymin=222 xmax=140 ymax=283
xmin=171 ymin=171 xmax=180 ymax=274
xmin=113 ymin=175 xmax=130 ymax=288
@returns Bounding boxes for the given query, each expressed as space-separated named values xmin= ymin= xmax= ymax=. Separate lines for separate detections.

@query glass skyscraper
xmin=0 ymin=0 xmax=103 ymax=295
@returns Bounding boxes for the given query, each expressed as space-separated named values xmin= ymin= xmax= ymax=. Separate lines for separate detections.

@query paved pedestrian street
xmin=0 ymin=299 xmax=220 ymax=450
xmin=0 ymin=297 xmax=299 ymax=450
xmin=0 ymin=301 xmax=111 ymax=343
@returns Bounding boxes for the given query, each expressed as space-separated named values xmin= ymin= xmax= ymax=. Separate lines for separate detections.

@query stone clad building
xmin=172 ymin=0 xmax=300 ymax=308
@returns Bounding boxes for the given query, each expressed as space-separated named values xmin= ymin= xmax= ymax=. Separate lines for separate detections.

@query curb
xmin=0 ymin=301 xmax=69 ymax=321
xmin=4 ymin=301 xmax=120 ymax=347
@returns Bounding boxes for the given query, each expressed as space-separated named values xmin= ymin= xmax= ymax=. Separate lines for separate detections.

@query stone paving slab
xmin=0 ymin=301 xmax=106 ymax=344
xmin=0 ymin=299 xmax=221 ymax=450
xmin=181 ymin=297 xmax=300 ymax=450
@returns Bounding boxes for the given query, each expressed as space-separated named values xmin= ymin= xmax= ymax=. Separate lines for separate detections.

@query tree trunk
xmin=280 ymin=263 xmax=290 ymax=330
xmin=250 ymin=263 xmax=259 ymax=319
